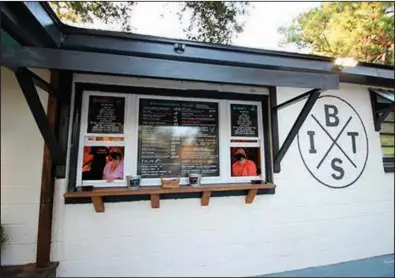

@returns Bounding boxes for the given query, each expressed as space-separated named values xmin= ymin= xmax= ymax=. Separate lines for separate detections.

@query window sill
xmin=64 ymin=183 xmax=276 ymax=212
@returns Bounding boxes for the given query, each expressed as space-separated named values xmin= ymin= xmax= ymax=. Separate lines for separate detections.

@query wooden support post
xmin=245 ymin=189 xmax=258 ymax=204
xmin=35 ymin=71 xmax=59 ymax=268
xmin=91 ymin=196 xmax=105 ymax=213
xmin=201 ymin=191 xmax=212 ymax=206
xmin=150 ymin=194 xmax=160 ymax=209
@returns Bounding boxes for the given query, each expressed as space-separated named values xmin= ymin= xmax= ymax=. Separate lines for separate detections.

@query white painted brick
xmin=1 ymin=67 xmax=49 ymax=265
xmin=1 ymin=205 xmax=39 ymax=225
xmin=0 ymin=243 xmax=37 ymax=265
xmin=2 ymin=224 xmax=38 ymax=245
xmin=50 ymin=76 xmax=394 ymax=277
xmin=1 ymin=185 xmax=41 ymax=205
xmin=1 ymin=166 xmax=37 ymax=186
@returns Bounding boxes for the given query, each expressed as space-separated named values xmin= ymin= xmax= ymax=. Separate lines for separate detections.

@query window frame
xmin=67 ymin=82 xmax=273 ymax=191
xmin=77 ymin=91 xmax=131 ymax=187
xmin=135 ymin=94 xmax=223 ymax=186
xmin=227 ymin=101 xmax=266 ymax=182
xmin=369 ymin=89 xmax=395 ymax=173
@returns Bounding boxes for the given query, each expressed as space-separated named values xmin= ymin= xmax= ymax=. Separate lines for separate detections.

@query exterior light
xmin=334 ymin=57 xmax=358 ymax=68
xmin=332 ymin=57 xmax=358 ymax=72
xmin=174 ymin=43 xmax=185 ymax=54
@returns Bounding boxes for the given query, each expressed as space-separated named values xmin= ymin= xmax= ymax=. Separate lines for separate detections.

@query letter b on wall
xmin=325 ymin=104 xmax=339 ymax=127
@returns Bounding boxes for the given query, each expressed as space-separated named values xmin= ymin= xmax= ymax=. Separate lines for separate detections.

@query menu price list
xmin=138 ymin=99 xmax=219 ymax=178
xmin=87 ymin=96 xmax=125 ymax=134
xmin=231 ymin=104 xmax=259 ymax=137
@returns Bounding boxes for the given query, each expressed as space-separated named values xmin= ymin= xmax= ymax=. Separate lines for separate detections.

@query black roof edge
xmin=1 ymin=2 xmax=64 ymax=47
xmin=38 ymin=2 xmax=66 ymax=30
xmin=369 ymin=87 xmax=395 ymax=94
xmin=13 ymin=2 xmax=395 ymax=73
xmin=4 ymin=1 xmax=394 ymax=88
xmin=61 ymin=25 xmax=395 ymax=72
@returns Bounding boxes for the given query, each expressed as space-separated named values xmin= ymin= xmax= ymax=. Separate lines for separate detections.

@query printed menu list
xmin=231 ymin=104 xmax=259 ymax=137
xmin=87 ymin=96 xmax=125 ymax=134
xmin=138 ymin=99 xmax=219 ymax=178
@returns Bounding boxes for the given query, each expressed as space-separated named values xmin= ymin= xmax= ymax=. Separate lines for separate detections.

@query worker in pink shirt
xmin=103 ymin=146 xmax=124 ymax=181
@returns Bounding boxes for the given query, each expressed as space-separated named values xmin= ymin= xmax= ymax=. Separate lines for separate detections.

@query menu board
xmin=231 ymin=104 xmax=258 ymax=137
xmin=138 ymin=99 xmax=219 ymax=178
xmin=87 ymin=96 xmax=125 ymax=134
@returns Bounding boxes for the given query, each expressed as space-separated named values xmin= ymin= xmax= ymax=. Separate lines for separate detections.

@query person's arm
xmin=82 ymin=154 xmax=94 ymax=171
xmin=247 ymin=160 xmax=257 ymax=176
xmin=103 ymin=162 xmax=114 ymax=182
xmin=232 ymin=162 xmax=239 ymax=176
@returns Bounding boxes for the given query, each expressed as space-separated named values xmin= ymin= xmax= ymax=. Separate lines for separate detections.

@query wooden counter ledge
xmin=64 ymin=183 xmax=276 ymax=212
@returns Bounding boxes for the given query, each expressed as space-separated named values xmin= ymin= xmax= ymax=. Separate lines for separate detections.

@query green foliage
xmin=278 ymin=2 xmax=395 ymax=65
xmin=49 ymin=1 xmax=250 ymax=44
xmin=49 ymin=2 xmax=135 ymax=31
xmin=178 ymin=2 xmax=249 ymax=44
xmin=1 ymin=224 xmax=7 ymax=245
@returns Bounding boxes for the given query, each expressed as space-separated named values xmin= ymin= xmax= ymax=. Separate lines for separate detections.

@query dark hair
xmin=108 ymin=146 xmax=124 ymax=158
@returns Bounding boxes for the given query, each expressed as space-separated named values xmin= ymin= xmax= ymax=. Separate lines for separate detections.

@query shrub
xmin=1 ymin=224 xmax=7 ymax=245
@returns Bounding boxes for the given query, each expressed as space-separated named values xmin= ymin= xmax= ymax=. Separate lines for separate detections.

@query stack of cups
xmin=188 ymin=173 xmax=201 ymax=187
xmin=126 ymin=175 xmax=141 ymax=190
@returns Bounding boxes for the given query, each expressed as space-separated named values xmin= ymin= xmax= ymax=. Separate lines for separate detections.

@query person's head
xmin=108 ymin=147 xmax=123 ymax=161
xmin=234 ymin=148 xmax=247 ymax=161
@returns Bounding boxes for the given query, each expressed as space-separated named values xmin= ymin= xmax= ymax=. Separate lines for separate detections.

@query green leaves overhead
xmin=49 ymin=2 xmax=136 ymax=31
xmin=278 ymin=2 xmax=395 ymax=65
xmin=178 ymin=2 xmax=249 ymax=44
xmin=49 ymin=1 xmax=249 ymax=44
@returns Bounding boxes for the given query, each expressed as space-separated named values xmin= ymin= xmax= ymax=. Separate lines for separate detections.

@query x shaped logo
xmin=311 ymin=114 xmax=357 ymax=169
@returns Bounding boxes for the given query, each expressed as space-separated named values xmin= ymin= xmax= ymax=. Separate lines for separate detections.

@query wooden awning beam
xmin=14 ymin=68 xmax=65 ymax=165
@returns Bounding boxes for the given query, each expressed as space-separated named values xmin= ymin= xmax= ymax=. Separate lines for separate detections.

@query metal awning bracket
xmin=369 ymin=88 xmax=395 ymax=131
xmin=272 ymin=88 xmax=324 ymax=172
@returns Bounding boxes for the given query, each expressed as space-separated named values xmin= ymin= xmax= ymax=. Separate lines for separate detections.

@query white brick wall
xmin=1 ymin=67 xmax=50 ymax=265
xmin=51 ymin=75 xmax=394 ymax=277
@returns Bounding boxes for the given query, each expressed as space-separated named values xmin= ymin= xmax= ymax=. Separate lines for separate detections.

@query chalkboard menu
xmin=87 ymin=96 xmax=125 ymax=134
xmin=138 ymin=99 xmax=219 ymax=178
xmin=231 ymin=104 xmax=258 ymax=137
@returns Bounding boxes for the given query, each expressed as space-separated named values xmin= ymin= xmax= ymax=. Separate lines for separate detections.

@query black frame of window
xmin=369 ymin=89 xmax=395 ymax=173
xmin=66 ymin=82 xmax=275 ymax=203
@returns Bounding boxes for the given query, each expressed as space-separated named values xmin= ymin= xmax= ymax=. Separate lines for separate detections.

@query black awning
xmin=1 ymin=2 xmax=394 ymax=89
xmin=369 ymin=88 xmax=395 ymax=132
xmin=369 ymin=88 xmax=395 ymax=103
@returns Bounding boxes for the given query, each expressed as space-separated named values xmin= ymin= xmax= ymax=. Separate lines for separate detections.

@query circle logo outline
xmin=297 ymin=95 xmax=369 ymax=189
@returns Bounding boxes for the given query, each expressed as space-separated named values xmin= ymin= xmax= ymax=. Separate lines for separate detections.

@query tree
xmin=178 ymin=2 xmax=249 ymax=44
xmin=278 ymin=2 xmax=395 ymax=65
xmin=49 ymin=2 xmax=136 ymax=31
xmin=49 ymin=1 xmax=249 ymax=44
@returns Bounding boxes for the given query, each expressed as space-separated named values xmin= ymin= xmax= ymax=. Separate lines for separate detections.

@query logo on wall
xmin=297 ymin=96 xmax=368 ymax=188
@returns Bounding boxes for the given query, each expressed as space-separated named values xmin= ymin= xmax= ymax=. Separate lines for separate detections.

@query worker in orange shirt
xmin=232 ymin=148 xmax=257 ymax=176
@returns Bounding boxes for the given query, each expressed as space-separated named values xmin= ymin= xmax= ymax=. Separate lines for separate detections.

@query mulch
xmin=0 ymin=262 xmax=59 ymax=278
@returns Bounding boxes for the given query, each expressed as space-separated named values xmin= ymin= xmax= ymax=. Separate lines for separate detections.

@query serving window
xmin=77 ymin=92 xmax=131 ymax=187
xmin=136 ymin=97 xmax=220 ymax=180
xmin=74 ymin=89 xmax=267 ymax=188
xmin=228 ymin=102 xmax=265 ymax=181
